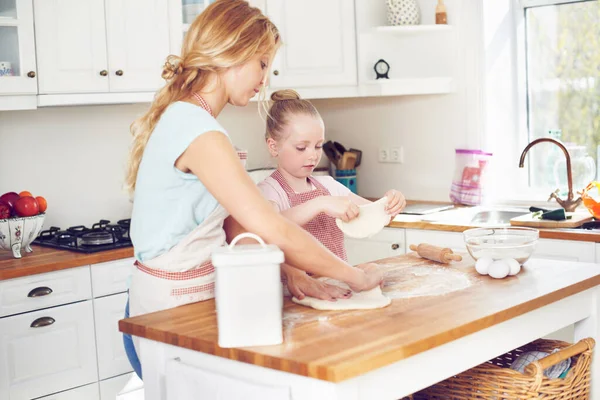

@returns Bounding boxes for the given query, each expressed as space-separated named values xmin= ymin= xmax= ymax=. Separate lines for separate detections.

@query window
xmin=524 ymin=0 xmax=599 ymax=195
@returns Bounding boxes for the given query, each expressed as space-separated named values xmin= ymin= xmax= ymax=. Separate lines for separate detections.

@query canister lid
xmin=211 ymin=233 xmax=284 ymax=267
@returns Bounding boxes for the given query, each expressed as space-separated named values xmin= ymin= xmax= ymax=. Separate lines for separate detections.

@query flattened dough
xmin=335 ymin=197 xmax=391 ymax=239
xmin=292 ymin=283 xmax=391 ymax=310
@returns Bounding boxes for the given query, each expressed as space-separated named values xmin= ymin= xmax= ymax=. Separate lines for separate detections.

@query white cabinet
xmin=265 ymin=0 xmax=357 ymax=88
xmin=34 ymin=0 xmax=169 ymax=94
xmin=596 ymin=244 xmax=600 ymax=264
xmin=94 ymin=293 xmax=132 ymax=380
xmin=0 ymin=0 xmax=38 ymax=96
xmin=533 ymin=239 xmax=595 ymax=262
xmin=0 ymin=300 xmax=98 ymax=400
xmin=91 ymin=258 xmax=134 ymax=297
xmin=33 ymin=0 xmax=109 ymax=94
xmin=405 ymin=229 xmax=466 ymax=252
xmin=346 ymin=228 xmax=405 ymax=265
xmin=99 ymin=373 xmax=134 ymax=400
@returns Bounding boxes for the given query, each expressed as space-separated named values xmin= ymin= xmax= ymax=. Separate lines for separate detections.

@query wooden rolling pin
xmin=409 ymin=243 xmax=462 ymax=264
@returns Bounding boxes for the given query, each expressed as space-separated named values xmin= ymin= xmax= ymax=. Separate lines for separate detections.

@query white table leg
xmin=574 ymin=287 xmax=600 ymax=400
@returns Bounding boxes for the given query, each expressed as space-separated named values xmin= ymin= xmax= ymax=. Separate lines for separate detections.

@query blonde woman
xmin=123 ymin=0 xmax=383 ymax=379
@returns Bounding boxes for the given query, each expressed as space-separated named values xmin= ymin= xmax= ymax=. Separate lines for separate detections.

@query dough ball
xmin=475 ymin=257 xmax=494 ymax=275
xmin=504 ymin=258 xmax=521 ymax=276
xmin=488 ymin=260 xmax=510 ymax=279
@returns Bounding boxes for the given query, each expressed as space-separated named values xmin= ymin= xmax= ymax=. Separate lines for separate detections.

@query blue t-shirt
xmin=130 ymin=101 xmax=228 ymax=262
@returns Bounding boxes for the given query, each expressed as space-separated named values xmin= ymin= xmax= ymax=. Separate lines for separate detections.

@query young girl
xmin=258 ymin=90 xmax=407 ymax=264
xmin=122 ymin=0 xmax=383 ymax=379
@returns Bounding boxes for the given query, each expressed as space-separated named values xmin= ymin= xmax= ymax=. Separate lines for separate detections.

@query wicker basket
xmin=413 ymin=338 xmax=595 ymax=399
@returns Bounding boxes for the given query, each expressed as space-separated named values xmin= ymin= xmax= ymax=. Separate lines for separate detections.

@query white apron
xmin=129 ymin=149 xmax=247 ymax=318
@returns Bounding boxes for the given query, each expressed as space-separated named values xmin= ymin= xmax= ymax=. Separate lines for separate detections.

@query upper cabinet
xmin=34 ymin=0 xmax=170 ymax=95
xmin=0 ymin=0 xmax=38 ymax=99
xmin=265 ymin=0 xmax=357 ymax=88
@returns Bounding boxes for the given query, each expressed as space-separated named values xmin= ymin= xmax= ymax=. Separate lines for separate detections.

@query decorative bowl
xmin=463 ymin=227 xmax=539 ymax=265
xmin=0 ymin=214 xmax=46 ymax=259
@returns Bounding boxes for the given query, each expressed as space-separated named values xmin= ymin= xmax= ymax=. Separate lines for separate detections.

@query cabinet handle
xmin=391 ymin=243 xmax=400 ymax=250
xmin=30 ymin=317 xmax=55 ymax=328
xmin=273 ymin=70 xmax=279 ymax=76
xmin=115 ymin=70 xmax=124 ymax=76
xmin=27 ymin=286 xmax=53 ymax=297
xmin=27 ymin=71 xmax=36 ymax=78
xmin=99 ymin=70 xmax=108 ymax=76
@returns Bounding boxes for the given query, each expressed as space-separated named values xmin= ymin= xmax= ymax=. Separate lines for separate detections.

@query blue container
xmin=333 ymin=169 xmax=357 ymax=194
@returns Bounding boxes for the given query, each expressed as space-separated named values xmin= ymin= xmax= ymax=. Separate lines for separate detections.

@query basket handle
xmin=524 ymin=337 xmax=596 ymax=377
xmin=229 ymin=233 xmax=266 ymax=249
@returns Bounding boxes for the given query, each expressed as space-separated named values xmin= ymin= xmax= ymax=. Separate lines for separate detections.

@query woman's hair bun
xmin=270 ymin=89 xmax=301 ymax=102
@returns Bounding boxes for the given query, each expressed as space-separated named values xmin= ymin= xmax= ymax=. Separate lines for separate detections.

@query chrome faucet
xmin=518 ymin=138 xmax=582 ymax=212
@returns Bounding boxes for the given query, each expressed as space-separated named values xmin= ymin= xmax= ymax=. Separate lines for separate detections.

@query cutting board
xmin=510 ymin=212 xmax=593 ymax=228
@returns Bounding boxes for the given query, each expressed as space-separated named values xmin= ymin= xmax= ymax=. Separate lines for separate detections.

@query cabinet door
xmin=266 ymin=0 xmax=357 ymax=88
xmin=345 ymin=228 xmax=405 ymax=265
xmin=99 ymin=373 xmax=134 ymax=400
xmin=0 ymin=301 xmax=98 ymax=400
xmin=105 ymin=0 xmax=170 ymax=92
xmin=0 ymin=0 xmax=38 ymax=94
xmin=533 ymin=239 xmax=595 ymax=262
xmin=34 ymin=0 xmax=109 ymax=93
xmin=94 ymin=293 xmax=132 ymax=380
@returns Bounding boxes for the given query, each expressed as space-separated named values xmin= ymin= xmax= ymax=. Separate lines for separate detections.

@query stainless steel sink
xmin=469 ymin=210 xmax=528 ymax=225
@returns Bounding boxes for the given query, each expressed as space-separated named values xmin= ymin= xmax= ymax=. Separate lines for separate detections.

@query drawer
xmin=91 ymin=258 xmax=135 ymax=297
xmin=0 ymin=301 xmax=98 ymax=400
xmin=0 ymin=266 xmax=92 ymax=318
xmin=37 ymin=383 xmax=100 ymax=400
xmin=94 ymin=293 xmax=133 ymax=380
xmin=100 ymin=373 xmax=135 ymax=400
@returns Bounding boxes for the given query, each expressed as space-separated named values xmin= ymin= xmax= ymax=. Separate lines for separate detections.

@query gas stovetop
xmin=33 ymin=219 xmax=132 ymax=253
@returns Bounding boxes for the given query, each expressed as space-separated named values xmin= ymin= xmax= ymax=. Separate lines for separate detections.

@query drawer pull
xmin=30 ymin=317 xmax=55 ymax=328
xmin=391 ymin=243 xmax=400 ymax=250
xmin=28 ymin=286 xmax=53 ymax=297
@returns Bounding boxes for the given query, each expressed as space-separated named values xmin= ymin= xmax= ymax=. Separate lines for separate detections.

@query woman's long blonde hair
xmin=125 ymin=0 xmax=280 ymax=195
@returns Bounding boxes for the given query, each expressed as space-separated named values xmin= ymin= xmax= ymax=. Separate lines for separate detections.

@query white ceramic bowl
xmin=0 ymin=214 xmax=46 ymax=259
xmin=463 ymin=227 xmax=539 ymax=265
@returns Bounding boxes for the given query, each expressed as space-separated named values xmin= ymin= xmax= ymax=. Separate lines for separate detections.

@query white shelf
xmin=360 ymin=77 xmax=454 ymax=96
xmin=372 ymin=24 xmax=453 ymax=35
xmin=37 ymin=92 xmax=156 ymax=107
xmin=0 ymin=17 xmax=18 ymax=27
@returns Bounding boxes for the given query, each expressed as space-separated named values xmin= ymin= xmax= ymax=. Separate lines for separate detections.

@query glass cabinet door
xmin=0 ymin=0 xmax=37 ymax=94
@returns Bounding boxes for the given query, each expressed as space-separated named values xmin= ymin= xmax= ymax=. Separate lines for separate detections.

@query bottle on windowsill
xmin=435 ymin=0 xmax=447 ymax=24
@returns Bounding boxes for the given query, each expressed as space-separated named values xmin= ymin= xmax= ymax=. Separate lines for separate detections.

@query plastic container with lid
xmin=449 ymin=149 xmax=493 ymax=206
xmin=211 ymin=233 xmax=284 ymax=348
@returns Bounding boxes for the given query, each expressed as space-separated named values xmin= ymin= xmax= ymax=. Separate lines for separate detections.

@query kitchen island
xmin=120 ymin=253 xmax=600 ymax=399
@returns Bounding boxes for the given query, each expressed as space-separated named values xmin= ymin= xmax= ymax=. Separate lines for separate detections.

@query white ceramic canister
xmin=211 ymin=233 xmax=284 ymax=348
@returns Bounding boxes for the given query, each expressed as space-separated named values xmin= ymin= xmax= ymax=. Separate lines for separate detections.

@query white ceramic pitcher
xmin=387 ymin=0 xmax=420 ymax=26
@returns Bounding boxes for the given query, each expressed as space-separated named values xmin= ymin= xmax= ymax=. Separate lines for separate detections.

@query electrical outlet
xmin=390 ymin=147 xmax=404 ymax=163
xmin=378 ymin=147 xmax=389 ymax=163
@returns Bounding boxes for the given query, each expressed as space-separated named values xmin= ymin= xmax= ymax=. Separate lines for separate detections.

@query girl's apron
xmin=270 ymin=170 xmax=347 ymax=261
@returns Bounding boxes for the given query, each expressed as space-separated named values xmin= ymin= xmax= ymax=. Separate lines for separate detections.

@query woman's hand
xmin=384 ymin=189 xmax=407 ymax=216
xmin=282 ymin=265 xmax=352 ymax=301
xmin=346 ymin=263 xmax=384 ymax=292
xmin=317 ymin=196 xmax=360 ymax=222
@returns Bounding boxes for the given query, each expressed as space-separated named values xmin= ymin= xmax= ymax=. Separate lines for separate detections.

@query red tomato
xmin=14 ymin=196 xmax=40 ymax=217
xmin=36 ymin=196 xmax=48 ymax=213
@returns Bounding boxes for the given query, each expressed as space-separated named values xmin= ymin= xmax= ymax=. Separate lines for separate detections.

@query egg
xmin=488 ymin=260 xmax=510 ymax=279
xmin=503 ymin=258 xmax=521 ymax=276
xmin=475 ymin=257 xmax=494 ymax=275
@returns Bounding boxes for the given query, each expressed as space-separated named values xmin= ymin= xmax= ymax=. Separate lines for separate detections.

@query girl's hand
xmin=384 ymin=189 xmax=406 ymax=216
xmin=346 ymin=263 xmax=384 ymax=292
xmin=283 ymin=266 xmax=352 ymax=301
xmin=317 ymin=196 xmax=360 ymax=222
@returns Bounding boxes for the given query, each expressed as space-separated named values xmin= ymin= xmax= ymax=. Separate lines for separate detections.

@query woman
xmin=122 ymin=0 xmax=383 ymax=379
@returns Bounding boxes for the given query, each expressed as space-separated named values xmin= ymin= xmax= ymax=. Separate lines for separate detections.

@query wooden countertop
xmin=119 ymin=253 xmax=600 ymax=382
xmin=0 ymin=245 xmax=134 ymax=281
